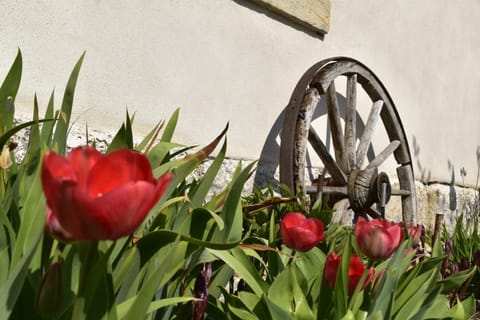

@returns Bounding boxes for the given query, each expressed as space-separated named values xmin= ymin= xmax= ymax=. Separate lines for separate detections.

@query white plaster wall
xmin=0 ymin=0 xmax=479 ymax=186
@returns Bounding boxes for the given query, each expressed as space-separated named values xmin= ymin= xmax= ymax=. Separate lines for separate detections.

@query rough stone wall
xmin=253 ymin=158 xmax=479 ymax=232
xmin=2 ymin=1 xmax=480 ymax=188
xmin=12 ymin=117 xmax=478 ymax=233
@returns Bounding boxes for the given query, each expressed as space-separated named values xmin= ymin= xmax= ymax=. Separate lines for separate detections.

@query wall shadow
xmin=412 ymin=137 xmax=480 ymax=226
xmin=253 ymin=93 xmax=373 ymax=190
xmin=411 ymin=135 xmax=431 ymax=184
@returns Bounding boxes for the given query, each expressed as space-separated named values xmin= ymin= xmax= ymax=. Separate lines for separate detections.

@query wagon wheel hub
xmin=348 ymin=169 xmax=392 ymax=218
xmin=279 ymin=57 xmax=417 ymax=223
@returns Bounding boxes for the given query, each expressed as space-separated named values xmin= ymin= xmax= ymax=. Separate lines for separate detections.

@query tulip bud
xmin=460 ymin=258 xmax=470 ymax=271
xmin=324 ymin=252 xmax=375 ymax=295
xmin=0 ymin=144 xmax=12 ymax=169
xmin=407 ymin=223 xmax=423 ymax=245
xmin=35 ymin=261 xmax=63 ymax=318
xmin=280 ymin=212 xmax=325 ymax=252
xmin=450 ymin=263 xmax=459 ymax=275
xmin=354 ymin=216 xmax=403 ymax=260
xmin=444 ymin=239 xmax=453 ymax=255
xmin=193 ymin=263 xmax=212 ymax=320
xmin=472 ymin=250 xmax=480 ymax=266
xmin=41 ymin=146 xmax=172 ymax=241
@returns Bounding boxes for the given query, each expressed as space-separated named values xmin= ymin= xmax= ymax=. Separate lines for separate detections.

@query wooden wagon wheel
xmin=279 ymin=57 xmax=416 ymax=223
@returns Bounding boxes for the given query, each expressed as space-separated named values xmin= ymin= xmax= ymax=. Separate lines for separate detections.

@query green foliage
xmin=0 ymin=50 xmax=476 ymax=320
xmin=0 ymin=51 xmax=258 ymax=319
xmin=441 ymin=212 xmax=480 ymax=309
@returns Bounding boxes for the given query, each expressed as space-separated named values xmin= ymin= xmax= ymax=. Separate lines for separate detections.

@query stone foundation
xmin=11 ymin=116 xmax=479 ymax=233
xmin=253 ymin=159 xmax=479 ymax=232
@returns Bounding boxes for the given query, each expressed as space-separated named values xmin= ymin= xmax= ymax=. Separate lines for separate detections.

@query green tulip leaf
xmin=237 ymin=291 xmax=262 ymax=312
xmin=123 ymin=241 xmax=186 ymax=319
xmin=212 ymin=161 xmax=256 ymax=244
xmin=190 ymin=207 xmax=225 ymax=238
xmin=112 ymin=246 xmax=140 ymax=294
xmin=106 ymin=110 xmax=135 ymax=153
xmin=268 ymin=265 xmax=314 ymax=320
xmin=136 ymin=121 xmax=162 ymax=153
xmin=224 ymin=290 xmax=258 ymax=320
xmin=0 ymin=118 xmax=53 ymax=151
xmin=137 ymin=229 xmax=238 ymax=267
xmin=393 ymin=269 xmax=440 ymax=319
xmin=117 ymin=296 xmax=199 ymax=318
xmin=263 ymin=295 xmax=295 ymax=320
xmin=438 ymin=266 xmax=476 ymax=294
xmin=228 ymin=305 xmax=258 ymax=320
xmin=147 ymin=141 xmax=184 ymax=167
xmin=52 ymin=52 xmax=85 ymax=154
xmin=0 ymin=228 xmax=42 ymax=317
xmin=294 ymin=247 xmax=326 ymax=283
xmin=424 ymin=295 xmax=475 ymax=320
xmin=368 ymin=241 xmax=413 ymax=320
xmin=208 ymin=264 xmax=234 ymax=299
xmin=190 ymin=139 xmax=226 ymax=208
xmin=334 ymin=238 xmax=351 ymax=318
xmin=10 ymin=161 xmax=46 ymax=268
xmin=340 ymin=310 xmax=355 ymax=320
xmin=209 ymin=247 xmax=268 ymax=296
xmin=160 ymin=108 xmax=179 ymax=142
xmin=40 ymin=91 xmax=56 ymax=145
xmin=0 ymin=49 xmax=22 ymax=132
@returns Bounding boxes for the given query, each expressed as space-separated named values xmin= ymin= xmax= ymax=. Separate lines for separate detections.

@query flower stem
xmin=72 ymin=241 xmax=99 ymax=320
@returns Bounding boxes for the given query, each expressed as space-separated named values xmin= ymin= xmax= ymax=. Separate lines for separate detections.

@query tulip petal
xmin=324 ymin=253 xmax=374 ymax=296
xmin=41 ymin=152 xmax=77 ymax=211
xmin=87 ymin=149 xmax=154 ymax=197
xmin=46 ymin=207 xmax=74 ymax=241
xmin=67 ymin=146 xmax=103 ymax=187
xmin=388 ymin=224 xmax=404 ymax=249
xmin=324 ymin=252 xmax=340 ymax=289
xmin=280 ymin=212 xmax=324 ymax=252
xmin=290 ymin=228 xmax=318 ymax=251
xmin=88 ymin=173 xmax=171 ymax=239
xmin=90 ymin=181 xmax=158 ymax=239
xmin=42 ymin=147 xmax=172 ymax=241
xmin=355 ymin=216 xmax=404 ymax=260
xmin=48 ymin=181 xmax=110 ymax=240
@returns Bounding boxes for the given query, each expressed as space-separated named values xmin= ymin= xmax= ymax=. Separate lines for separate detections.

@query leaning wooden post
xmin=432 ymin=212 xmax=444 ymax=250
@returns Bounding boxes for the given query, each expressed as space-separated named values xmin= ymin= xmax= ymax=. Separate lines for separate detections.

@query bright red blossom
xmin=41 ymin=146 xmax=172 ymax=241
xmin=407 ymin=222 xmax=423 ymax=245
xmin=355 ymin=216 xmax=404 ymax=260
xmin=280 ymin=212 xmax=325 ymax=252
xmin=324 ymin=252 xmax=375 ymax=295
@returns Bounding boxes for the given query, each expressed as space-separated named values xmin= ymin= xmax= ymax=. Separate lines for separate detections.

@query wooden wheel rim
xmin=279 ymin=57 xmax=416 ymax=222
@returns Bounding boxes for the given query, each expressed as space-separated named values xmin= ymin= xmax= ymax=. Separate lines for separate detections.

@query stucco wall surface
xmin=0 ymin=0 xmax=479 ymax=186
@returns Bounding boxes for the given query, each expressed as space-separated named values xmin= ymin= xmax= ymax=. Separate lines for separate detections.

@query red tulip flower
xmin=41 ymin=146 xmax=172 ymax=241
xmin=355 ymin=216 xmax=404 ymax=260
xmin=280 ymin=212 xmax=325 ymax=252
xmin=324 ymin=252 xmax=374 ymax=295
xmin=407 ymin=223 xmax=423 ymax=245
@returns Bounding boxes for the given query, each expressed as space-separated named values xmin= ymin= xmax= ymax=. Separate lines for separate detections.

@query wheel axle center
xmin=348 ymin=169 xmax=392 ymax=217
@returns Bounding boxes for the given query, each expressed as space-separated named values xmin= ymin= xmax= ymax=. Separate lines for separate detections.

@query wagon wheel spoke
xmin=308 ymin=126 xmax=347 ymax=184
xmin=366 ymin=206 xmax=383 ymax=219
xmin=305 ymin=185 xmax=348 ymax=196
xmin=356 ymin=100 xmax=384 ymax=169
xmin=391 ymin=188 xmax=411 ymax=196
xmin=365 ymin=140 xmax=400 ymax=170
xmin=345 ymin=73 xmax=357 ymax=172
xmin=326 ymin=80 xmax=347 ymax=172
xmin=280 ymin=58 xmax=417 ymax=223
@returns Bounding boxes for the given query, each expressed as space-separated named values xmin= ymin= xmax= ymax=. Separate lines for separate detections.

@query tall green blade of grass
xmin=40 ymin=90 xmax=56 ymax=146
xmin=0 ymin=49 xmax=22 ymax=132
xmin=52 ymin=52 xmax=85 ymax=154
